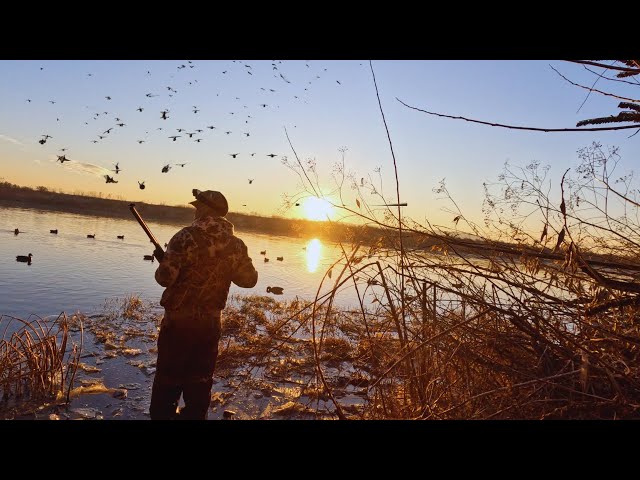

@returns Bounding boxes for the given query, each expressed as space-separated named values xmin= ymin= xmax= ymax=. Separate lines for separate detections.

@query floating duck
xmin=117 ymin=235 xmax=124 ymax=239
xmin=16 ymin=253 xmax=32 ymax=263
xmin=143 ymin=255 xmax=155 ymax=262
xmin=264 ymin=257 xmax=269 ymax=262
xmin=87 ymin=234 xmax=95 ymax=239
xmin=14 ymin=228 xmax=19 ymax=235
xmin=260 ymin=250 xmax=266 ymax=255
xmin=276 ymin=256 xmax=283 ymax=261
xmin=50 ymin=229 xmax=58 ymax=234
xmin=266 ymin=286 xmax=283 ymax=295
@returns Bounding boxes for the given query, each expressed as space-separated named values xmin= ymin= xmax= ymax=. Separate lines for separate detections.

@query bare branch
xmin=550 ymin=65 xmax=640 ymax=104
xmin=397 ymin=98 xmax=640 ymax=132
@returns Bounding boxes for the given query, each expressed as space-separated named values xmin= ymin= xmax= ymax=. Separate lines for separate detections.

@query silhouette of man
xmin=150 ymin=189 xmax=258 ymax=420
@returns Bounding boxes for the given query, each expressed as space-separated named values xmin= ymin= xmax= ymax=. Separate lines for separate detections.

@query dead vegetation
xmin=275 ymin=128 xmax=640 ymax=419
xmin=0 ymin=312 xmax=82 ymax=415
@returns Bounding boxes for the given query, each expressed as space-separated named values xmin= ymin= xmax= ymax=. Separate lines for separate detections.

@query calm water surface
xmin=0 ymin=207 xmax=358 ymax=318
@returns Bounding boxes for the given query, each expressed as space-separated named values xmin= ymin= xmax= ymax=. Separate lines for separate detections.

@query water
xmin=0 ymin=206 xmax=356 ymax=319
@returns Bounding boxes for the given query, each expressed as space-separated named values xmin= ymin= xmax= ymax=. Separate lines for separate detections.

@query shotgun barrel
xmin=129 ymin=203 xmax=164 ymax=261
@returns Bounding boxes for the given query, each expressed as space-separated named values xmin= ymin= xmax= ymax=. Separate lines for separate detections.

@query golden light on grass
xmin=302 ymin=196 xmax=334 ymax=221
xmin=306 ymin=238 xmax=322 ymax=273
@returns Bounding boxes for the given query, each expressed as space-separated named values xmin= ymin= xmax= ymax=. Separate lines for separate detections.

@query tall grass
xmin=0 ymin=313 xmax=82 ymax=414
xmin=276 ymin=98 xmax=640 ymax=419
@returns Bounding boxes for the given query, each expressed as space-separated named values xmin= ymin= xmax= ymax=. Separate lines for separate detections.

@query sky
xmin=1 ymin=60 xmax=638 ymax=229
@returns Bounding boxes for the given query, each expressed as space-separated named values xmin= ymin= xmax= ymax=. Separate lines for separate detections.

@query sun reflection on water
xmin=305 ymin=238 xmax=322 ymax=273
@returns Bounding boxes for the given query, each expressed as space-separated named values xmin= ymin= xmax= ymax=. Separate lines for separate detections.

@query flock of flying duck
xmin=31 ymin=60 xmax=344 ymax=193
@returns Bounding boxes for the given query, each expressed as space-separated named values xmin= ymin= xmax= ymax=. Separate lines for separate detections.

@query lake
xmin=1 ymin=206 xmax=360 ymax=319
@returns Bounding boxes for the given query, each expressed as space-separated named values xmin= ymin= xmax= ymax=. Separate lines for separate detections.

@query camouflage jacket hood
xmin=155 ymin=215 xmax=258 ymax=315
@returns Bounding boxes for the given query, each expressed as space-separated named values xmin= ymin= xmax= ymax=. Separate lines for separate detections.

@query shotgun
xmin=129 ymin=203 xmax=164 ymax=261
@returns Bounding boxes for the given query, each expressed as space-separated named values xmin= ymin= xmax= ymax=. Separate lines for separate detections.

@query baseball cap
xmin=190 ymin=190 xmax=229 ymax=216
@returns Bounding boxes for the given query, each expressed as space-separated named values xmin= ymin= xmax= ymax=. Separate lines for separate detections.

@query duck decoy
xmin=266 ymin=286 xmax=284 ymax=295
xmin=50 ymin=229 xmax=58 ymax=234
xmin=276 ymin=256 xmax=283 ymax=261
xmin=143 ymin=254 xmax=155 ymax=262
xmin=87 ymin=234 xmax=95 ymax=238
xmin=16 ymin=253 xmax=33 ymax=263
xmin=14 ymin=228 xmax=20 ymax=235
xmin=117 ymin=235 xmax=124 ymax=239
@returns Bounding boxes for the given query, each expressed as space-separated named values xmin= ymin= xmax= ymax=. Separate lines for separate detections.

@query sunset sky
xmin=1 ymin=60 xmax=638 ymax=227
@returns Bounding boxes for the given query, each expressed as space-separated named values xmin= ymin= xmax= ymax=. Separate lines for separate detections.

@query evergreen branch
xmin=576 ymin=112 xmax=640 ymax=127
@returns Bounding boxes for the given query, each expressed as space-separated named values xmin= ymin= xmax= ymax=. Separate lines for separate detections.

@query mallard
xmin=266 ymin=286 xmax=283 ymax=295
xmin=16 ymin=253 xmax=33 ymax=262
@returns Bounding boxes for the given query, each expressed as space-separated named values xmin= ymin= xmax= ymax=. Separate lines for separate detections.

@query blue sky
xmin=0 ymin=59 xmax=637 ymax=228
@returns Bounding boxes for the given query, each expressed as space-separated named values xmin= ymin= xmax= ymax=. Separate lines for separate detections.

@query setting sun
xmin=302 ymin=196 xmax=334 ymax=221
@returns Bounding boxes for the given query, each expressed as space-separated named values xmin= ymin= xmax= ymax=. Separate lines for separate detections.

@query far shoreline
xmin=0 ymin=181 xmax=359 ymax=243
xmin=4 ymin=181 xmax=638 ymax=271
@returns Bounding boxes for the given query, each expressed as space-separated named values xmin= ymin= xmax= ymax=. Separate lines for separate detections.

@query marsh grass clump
xmin=0 ymin=313 xmax=82 ymax=417
xmin=121 ymin=294 xmax=146 ymax=321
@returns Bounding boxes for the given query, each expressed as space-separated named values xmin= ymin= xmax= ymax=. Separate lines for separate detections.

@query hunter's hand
xmin=154 ymin=247 xmax=165 ymax=262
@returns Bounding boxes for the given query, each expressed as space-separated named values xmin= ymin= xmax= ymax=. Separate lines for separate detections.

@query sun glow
xmin=302 ymin=196 xmax=334 ymax=221
xmin=305 ymin=238 xmax=322 ymax=273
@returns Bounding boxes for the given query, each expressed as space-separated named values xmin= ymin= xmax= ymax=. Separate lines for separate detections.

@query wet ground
xmin=2 ymin=295 xmax=370 ymax=420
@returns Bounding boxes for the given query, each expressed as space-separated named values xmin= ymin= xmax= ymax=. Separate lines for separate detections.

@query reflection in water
xmin=306 ymin=238 xmax=322 ymax=273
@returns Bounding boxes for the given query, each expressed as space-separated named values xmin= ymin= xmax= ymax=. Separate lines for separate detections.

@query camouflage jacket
xmin=155 ymin=215 xmax=258 ymax=314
